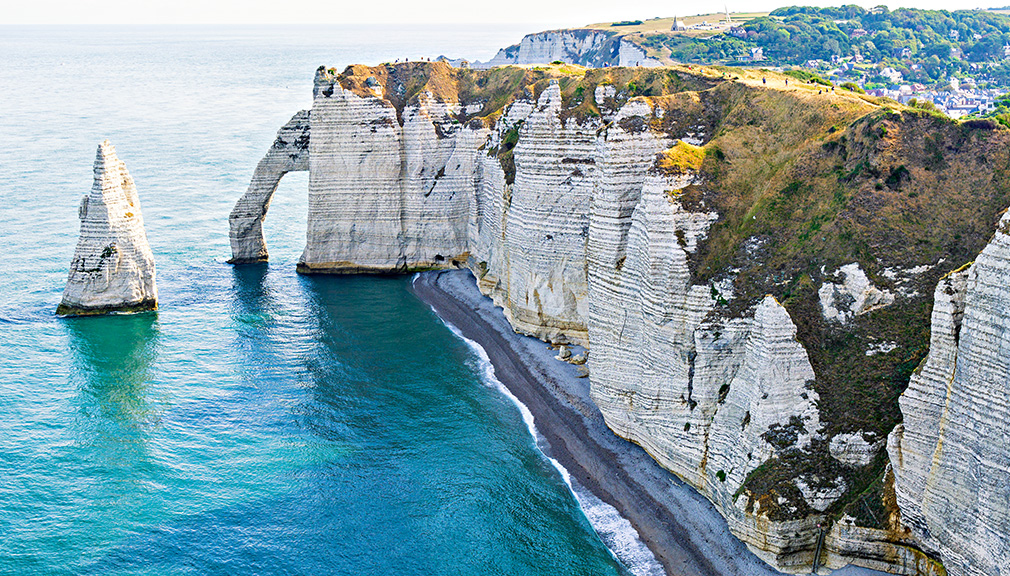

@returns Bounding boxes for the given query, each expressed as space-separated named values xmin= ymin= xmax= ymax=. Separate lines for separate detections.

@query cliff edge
xmin=231 ymin=62 xmax=1010 ymax=574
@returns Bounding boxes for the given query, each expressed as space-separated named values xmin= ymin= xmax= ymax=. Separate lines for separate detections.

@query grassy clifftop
xmin=684 ymin=75 xmax=1010 ymax=434
xmin=317 ymin=61 xmax=1010 ymax=529
xmin=317 ymin=61 xmax=727 ymax=125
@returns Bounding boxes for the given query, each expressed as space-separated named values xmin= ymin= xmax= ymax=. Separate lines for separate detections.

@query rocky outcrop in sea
xmin=229 ymin=110 xmax=310 ymax=263
xmin=57 ymin=140 xmax=157 ymax=316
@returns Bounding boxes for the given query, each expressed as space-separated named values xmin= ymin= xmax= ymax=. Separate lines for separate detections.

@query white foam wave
xmin=435 ymin=311 xmax=665 ymax=576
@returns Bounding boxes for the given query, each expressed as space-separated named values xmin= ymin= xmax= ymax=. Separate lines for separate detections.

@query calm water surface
xmin=0 ymin=25 xmax=631 ymax=575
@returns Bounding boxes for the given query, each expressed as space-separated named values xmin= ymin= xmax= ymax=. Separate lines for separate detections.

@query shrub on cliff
xmin=657 ymin=141 xmax=705 ymax=176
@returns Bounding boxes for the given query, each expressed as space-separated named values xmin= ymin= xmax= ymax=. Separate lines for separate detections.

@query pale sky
xmin=1 ymin=0 xmax=989 ymax=26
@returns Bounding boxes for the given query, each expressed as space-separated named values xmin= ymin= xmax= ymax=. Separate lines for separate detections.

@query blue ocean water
xmin=0 ymin=25 xmax=633 ymax=575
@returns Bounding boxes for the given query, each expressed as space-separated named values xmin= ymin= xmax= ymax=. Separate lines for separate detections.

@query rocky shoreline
xmin=231 ymin=60 xmax=1009 ymax=573
xmin=411 ymin=269 xmax=886 ymax=576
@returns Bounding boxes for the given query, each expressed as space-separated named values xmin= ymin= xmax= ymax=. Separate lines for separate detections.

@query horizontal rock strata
xmin=231 ymin=62 xmax=1010 ymax=575
xmin=479 ymin=29 xmax=661 ymax=68
xmin=58 ymin=140 xmax=157 ymax=316
xmin=888 ymin=214 xmax=1010 ymax=576
xmin=228 ymin=110 xmax=310 ymax=263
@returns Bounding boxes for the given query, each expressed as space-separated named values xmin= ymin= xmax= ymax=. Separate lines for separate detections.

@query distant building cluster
xmin=671 ymin=9 xmax=736 ymax=33
xmin=797 ymin=56 xmax=1003 ymax=119
xmin=864 ymin=84 xmax=1000 ymax=118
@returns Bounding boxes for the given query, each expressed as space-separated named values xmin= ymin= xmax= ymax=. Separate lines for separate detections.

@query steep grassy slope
xmin=678 ymin=74 xmax=1010 ymax=525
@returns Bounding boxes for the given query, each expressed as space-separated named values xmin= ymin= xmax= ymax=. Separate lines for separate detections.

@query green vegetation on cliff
xmin=675 ymin=68 xmax=1010 ymax=524
xmin=658 ymin=141 xmax=706 ymax=175
xmin=615 ymin=6 xmax=1010 ymax=85
xmin=320 ymin=61 xmax=721 ymax=127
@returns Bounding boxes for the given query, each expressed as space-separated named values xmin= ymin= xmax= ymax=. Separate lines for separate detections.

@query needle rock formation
xmin=57 ymin=140 xmax=157 ymax=316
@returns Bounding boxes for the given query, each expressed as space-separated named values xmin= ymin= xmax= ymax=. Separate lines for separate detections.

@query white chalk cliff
xmin=229 ymin=110 xmax=310 ymax=263
xmin=888 ymin=214 xmax=1010 ymax=576
xmin=230 ymin=63 xmax=1010 ymax=575
xmin=477 ymin=29 xmax=662 ymax=68
xmin=58 ymin=140 xmax=157 ymax=316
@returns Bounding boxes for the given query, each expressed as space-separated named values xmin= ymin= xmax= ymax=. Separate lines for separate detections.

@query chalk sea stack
xmin=57 ymin=140 xmax=157 ymax=316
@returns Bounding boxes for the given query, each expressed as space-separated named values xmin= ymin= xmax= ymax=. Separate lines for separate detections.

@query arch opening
xmin=228 ymin=110 xmax=310 ymax=264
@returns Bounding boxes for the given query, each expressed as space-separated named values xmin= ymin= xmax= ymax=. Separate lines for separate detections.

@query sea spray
xmin=425 ymin=296 xmax=665 ymax=576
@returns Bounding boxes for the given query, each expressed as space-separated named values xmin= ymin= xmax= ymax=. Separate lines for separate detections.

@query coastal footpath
xmin=231 ymin=61 xmax=1010 ymax=575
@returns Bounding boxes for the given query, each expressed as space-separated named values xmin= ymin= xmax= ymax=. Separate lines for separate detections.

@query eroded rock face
xmin=481 ymin=83 xmax=597 ymax=344
xmin=822 ymin=505 xmax=945 ymax=576
xmin=618 ymin=39 xmax=662 ymax=67
xmin=819 ymin=262 xmax=894 ymax=324
xmin=888 ymin=214 xmax=1010 ymax=576
xmin=829 ymin=432 xmax=883 ymax=468
xmin=229 ymin=110 xmax=310 ymax=263
xmin=478 ymin=29 xmax=663 ymax=68
xmin=58 ymin=141 xmax=157 ymax=316
xmin=232 ymin=64 xmax=970 ymax=574
xmin=297 ymin=74 xmax=593 ymax=342
xmin=582 ymin=110 xmax=839 ymax=571
xmin=289 ymin=69 xmax=840 ymax=565
xmin=299 ymin=75 xmax=478 ymax=274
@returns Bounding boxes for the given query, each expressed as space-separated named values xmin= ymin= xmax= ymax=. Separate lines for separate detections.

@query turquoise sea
xmin=0 ymin=25 xmax=644 ymax=575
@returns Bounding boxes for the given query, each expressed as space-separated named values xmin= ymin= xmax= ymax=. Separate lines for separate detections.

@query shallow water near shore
xmin=429 ymin=297 xmax=665 ymax=576
xmin=0 ymin=25 xmax=634 ymax=576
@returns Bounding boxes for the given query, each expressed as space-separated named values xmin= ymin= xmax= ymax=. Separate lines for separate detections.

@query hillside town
xmin=652 ymin=6 xmax=1010 ymax=119
xmin=797 ymin=57 xmax=1004 ymax=118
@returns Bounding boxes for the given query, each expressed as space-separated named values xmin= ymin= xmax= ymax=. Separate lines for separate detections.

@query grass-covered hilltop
xmin=593 ymin=6 xmax=1010 ymax=84
xmin=291 ymin=60 xmax=1010 ymax=571
xmin=476 ymin=5 xmax=1010 ymax=121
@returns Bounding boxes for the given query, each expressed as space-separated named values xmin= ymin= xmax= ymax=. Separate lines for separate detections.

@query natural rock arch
xmin=228 ymin=110 xmax=310 ymax=263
